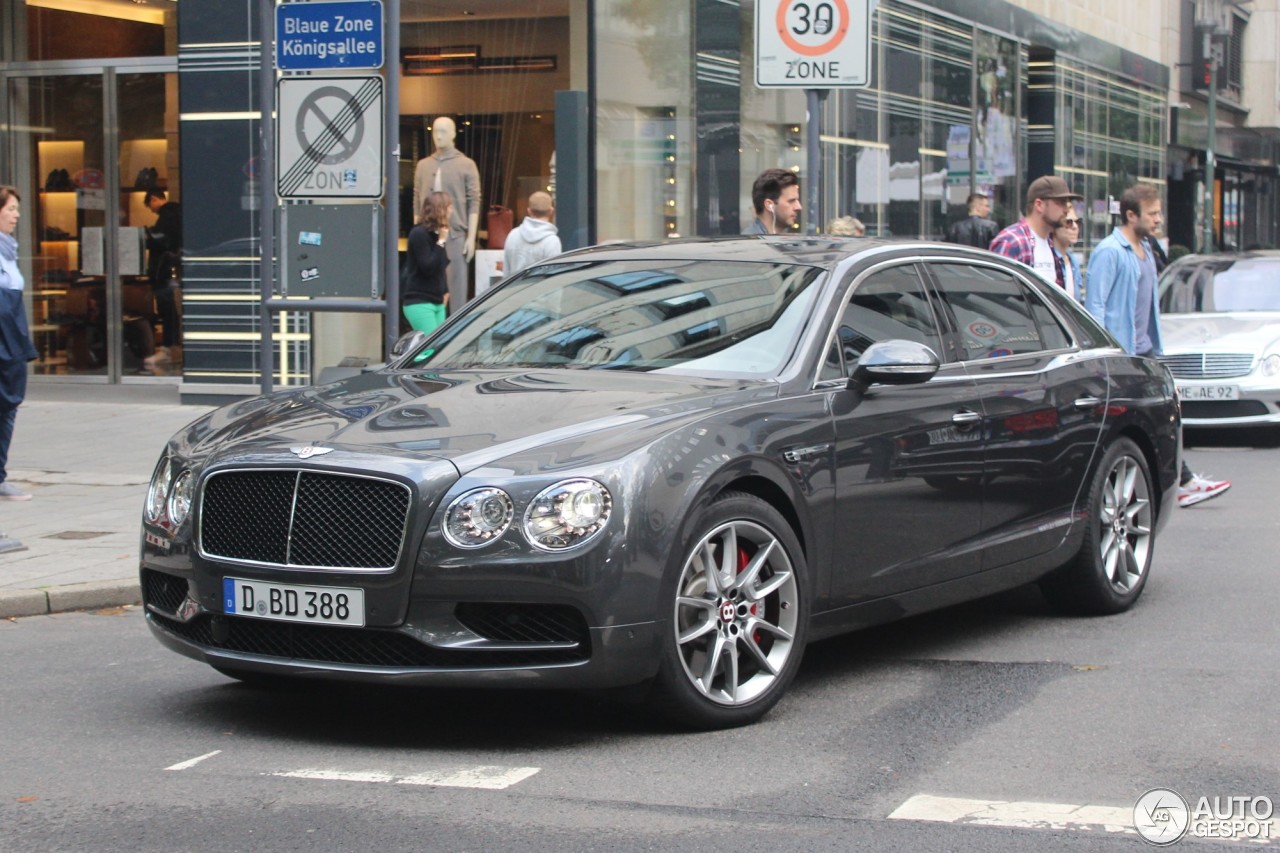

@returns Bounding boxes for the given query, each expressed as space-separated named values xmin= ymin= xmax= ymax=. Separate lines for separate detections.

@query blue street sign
xmin=277 ymin=0 xmax=384 ymax=71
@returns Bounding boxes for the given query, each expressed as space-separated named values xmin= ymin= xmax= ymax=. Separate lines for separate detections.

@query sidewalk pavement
xmin=0 ymin=383 xmax=216 ymax=618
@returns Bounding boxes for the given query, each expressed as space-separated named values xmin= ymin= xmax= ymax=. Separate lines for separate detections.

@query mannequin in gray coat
xmin=412 ymin=116 xmax=481 ymax=311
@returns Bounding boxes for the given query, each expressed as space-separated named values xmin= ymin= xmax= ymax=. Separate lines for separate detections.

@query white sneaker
xmin=144 ymin=346 xmax=171 ymax=367
xmin=0 ymin=481 xmax=32 ymax=501
xmin=1177 ymin=473 xmax=1231 ymax=508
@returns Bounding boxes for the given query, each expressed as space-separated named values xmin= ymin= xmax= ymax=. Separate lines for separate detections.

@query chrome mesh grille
xmin=200 ymin=470 xmax=411 ymax=570
xmin=1158 ymin=352 xmax=1254 ymax=379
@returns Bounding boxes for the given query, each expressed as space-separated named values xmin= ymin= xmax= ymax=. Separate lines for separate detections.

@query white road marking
xmin=272 ymin=766 xmax=541 ymax=790
xmin=891 ymin=794 xmax=1280 ymax=845
xmin=889 ymin=794 xmax=1135 ymax=835
xmin=165 ymin=750 xmax=223 ymax=771
xmin=275 ymin=769 xmax=396 ymax=784
xmin=397 ymin=766 xmax=541 ymax=790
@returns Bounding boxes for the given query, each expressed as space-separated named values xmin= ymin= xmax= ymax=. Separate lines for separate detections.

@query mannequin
xmin=412 ymin=116 xmax=481 ymax=311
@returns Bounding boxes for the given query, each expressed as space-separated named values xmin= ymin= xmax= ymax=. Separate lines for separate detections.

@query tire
xmin=1041 ymin=437 xmax=1155 ymax=615
xmin=648 ymin=491 xmax=808 ymax=729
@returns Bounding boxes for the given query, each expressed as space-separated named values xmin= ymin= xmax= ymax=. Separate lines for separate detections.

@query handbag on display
xmin=486 ymin=205 xmax=514 ymax=250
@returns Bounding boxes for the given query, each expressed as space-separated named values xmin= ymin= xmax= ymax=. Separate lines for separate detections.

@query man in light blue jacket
xmin=1084 ymin=184 xmax=1163 ymax=357
xmin=1086 ymin=184 xmax=1229 ymax=507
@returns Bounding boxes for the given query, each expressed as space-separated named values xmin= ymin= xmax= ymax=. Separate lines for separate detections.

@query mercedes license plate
xmin=223 ymin=577 xmax=364 ymax=626
xmin=1177 ymin=384 xmax=1239 ymax=401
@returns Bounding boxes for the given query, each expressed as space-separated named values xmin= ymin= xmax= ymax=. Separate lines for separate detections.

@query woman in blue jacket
xmin=0 ymin=185 xmax=39 ymax=501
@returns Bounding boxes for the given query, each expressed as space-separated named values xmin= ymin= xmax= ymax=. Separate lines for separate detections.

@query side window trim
xmin=812 ymin=259 xmax=950 ymax=388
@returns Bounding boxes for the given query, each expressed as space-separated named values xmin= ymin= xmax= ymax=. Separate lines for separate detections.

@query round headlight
xmin=167 ymin=469 xmax=194 ymax=527
xmin=1261 ymin=354 xmax=1280 ymax=377
xmin=523 ymin=479 xmax=612 ymax=551
xmin=443 ymin=487 xmax=515 ymax=549
xmin=145 ymin=456 xmax=171 ymax=523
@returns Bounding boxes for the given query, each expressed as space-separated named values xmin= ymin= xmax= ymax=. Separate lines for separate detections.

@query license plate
xmin=223 ymin=577 xmax=364 ymax=627
xmin=1177 ymin=384 xmax=1239 ymax=401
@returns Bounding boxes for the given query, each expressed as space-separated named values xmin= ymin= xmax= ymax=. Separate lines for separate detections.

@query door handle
xmin=951 ymin=410 xmax=982 ymax=429
xmin=1073 ymin=396 xmax=1103 ymax=411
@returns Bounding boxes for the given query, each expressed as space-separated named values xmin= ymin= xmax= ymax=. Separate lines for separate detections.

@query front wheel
xmin=1041 ymin=437 xmax=1155 ymax=614
xmin=649 ymin=492 xmax=808 ymax=729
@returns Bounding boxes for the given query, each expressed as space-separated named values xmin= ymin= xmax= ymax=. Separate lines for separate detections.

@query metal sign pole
xmin=805 ymin=89 xmax=828 ymax=235
xmin=259 ymin=1 xmax=277 ymax=396
xmin=384 ymin=0 xmax=400 ymax=356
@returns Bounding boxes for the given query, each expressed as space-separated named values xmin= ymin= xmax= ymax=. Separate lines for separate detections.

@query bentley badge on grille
xmin=290 ymin=445 xmax=334 ymax=459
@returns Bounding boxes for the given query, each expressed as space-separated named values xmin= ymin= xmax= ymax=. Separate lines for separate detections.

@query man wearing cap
xmin=988 ymin=175 xmax=1082 ymax=289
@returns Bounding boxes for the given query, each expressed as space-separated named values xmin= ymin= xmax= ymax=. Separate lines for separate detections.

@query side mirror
xmin=390 ymin=330 xmax=428 ymax=362
xmin=848 ymin=339 xmax=940 ymax=392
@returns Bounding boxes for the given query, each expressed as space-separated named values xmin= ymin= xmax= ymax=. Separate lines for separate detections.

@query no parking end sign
xmin=755 ymin=0 xmax=874 ymax=88
xmin=276 ymin=76 xmax=384 ymax=199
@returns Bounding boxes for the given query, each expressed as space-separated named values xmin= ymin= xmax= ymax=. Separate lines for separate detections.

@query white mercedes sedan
xmin=1158 ymin=251 xmax=1280 ymax=428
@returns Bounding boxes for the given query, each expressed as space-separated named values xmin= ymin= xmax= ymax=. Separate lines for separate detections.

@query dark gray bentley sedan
xmin=142 ymin=238 xmax=1180 ymax=728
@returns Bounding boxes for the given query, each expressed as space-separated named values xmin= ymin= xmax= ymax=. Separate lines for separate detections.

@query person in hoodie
xmin=502 ymin=191 xmax=562 ymax=277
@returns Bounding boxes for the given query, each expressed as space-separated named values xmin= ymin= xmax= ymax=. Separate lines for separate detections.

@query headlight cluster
xmin=1261 ymin=354 xmax=1280 ymax=377
xmin=442 ymin=478 xmax=612 ymax=552
xmin=145 ymin=455 xmax=194 ymax=527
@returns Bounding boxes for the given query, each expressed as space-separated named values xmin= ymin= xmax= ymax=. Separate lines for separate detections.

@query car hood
xmin=1161 ymin=312 xmax=1280 ymax=353
xmin=180 ymin=369 xmax=778 ymax=472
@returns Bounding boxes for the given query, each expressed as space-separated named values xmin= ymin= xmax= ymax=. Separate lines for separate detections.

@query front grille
xmin=149 ymin=609 xmax=590 ymax=668
xmin=1159 ymin=352 xmax=1254 ymax=379
xmin=1181 ymin=400 xmax=1271 ymax=420
xmin=200 ymin=470 xmax=411 ymax=570
xmin=143 ymin=569 xmax=189 ymax=614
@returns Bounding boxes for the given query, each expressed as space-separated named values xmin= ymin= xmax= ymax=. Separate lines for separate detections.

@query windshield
xmin=405 ymin=258 xmax=825 ymax=376
xmin=1160 ymin=258 xmax=1280 ymax=313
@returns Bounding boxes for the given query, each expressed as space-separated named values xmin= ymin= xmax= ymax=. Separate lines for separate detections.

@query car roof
xmin=551 ymin=236 xmax=1001 ymax=270
xmin=1169 ymin=250 xmax=1280 ymax=267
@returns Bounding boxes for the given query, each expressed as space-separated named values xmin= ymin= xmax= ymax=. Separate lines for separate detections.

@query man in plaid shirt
xmin=988 ymin=175 xmax=1082 ymax=292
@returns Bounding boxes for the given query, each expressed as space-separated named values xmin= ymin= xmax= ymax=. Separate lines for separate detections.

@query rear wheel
xmin=649 ymin=492 xmax=808 ymax=729
xmin=1041 ymin=437 xmax=1155 ymax=614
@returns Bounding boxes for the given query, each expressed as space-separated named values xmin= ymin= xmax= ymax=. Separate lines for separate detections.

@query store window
xmin=595 ymin=0 xmax=695 ymax=241
xmin=822 ymin=6 xmax=1015 ymax=239
xmin=1058 ymin=61 xmax=1166 ymax=254
xmin=397 ymin=5 xmax=570 ymax=309
xmin=14 ymin=0 xmax=176 ymax=61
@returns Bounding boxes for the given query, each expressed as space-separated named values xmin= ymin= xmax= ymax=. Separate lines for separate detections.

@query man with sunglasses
xmin=988 ymin=175 xmax=1082 ymax=290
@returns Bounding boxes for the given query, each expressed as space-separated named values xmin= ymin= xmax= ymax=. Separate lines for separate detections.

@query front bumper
xmin=142 ymin=568 xmax=663 ymax=690
xmin=1179 ymin=398 xmax=1280 ymax=427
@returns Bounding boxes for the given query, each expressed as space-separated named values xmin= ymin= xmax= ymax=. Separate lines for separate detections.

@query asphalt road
xmin=3 ymin=440 xmax=1277 ymax=852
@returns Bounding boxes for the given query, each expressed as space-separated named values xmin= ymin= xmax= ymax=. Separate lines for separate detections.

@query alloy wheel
xmin=1098 ymin=454 xmax=1153 ymax=593
xmin=673 ymin=519 xmax=800 ymax=706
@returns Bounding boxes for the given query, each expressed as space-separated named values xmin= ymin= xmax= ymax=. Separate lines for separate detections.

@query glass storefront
xmin=1 ymin=0 xmax=1186 ymax=396
xmin=2 ymin=0 xmax=179 ymax=382
xmin=1057 ymin=60 xmax=1166 ymax=253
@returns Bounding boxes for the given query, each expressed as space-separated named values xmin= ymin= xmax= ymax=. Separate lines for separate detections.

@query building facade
xmin=1 ymin=0 xmax=1274 ymax=402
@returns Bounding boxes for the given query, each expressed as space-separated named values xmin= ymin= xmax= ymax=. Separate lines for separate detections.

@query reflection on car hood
xmin=1161 ymin=312 xmax=1280 ymax=352
xmin=185 ymin=369 xmax=776 ymax=471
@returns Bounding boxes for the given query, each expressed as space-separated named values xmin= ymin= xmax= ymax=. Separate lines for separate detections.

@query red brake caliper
xmin=738 ymin=546 xmax=761 ymax=643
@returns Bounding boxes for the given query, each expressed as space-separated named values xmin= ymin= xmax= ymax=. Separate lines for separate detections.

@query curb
xmin=0 ymin=579 xmax=141 ymax=619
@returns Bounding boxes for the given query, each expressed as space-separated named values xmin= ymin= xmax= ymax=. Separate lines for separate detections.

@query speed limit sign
xmin=755 ymin=0 xmax=873 ymax=88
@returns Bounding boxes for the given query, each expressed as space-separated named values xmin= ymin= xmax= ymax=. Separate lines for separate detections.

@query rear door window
xmin=927 ymin=262 xmax=1071 ymax=359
